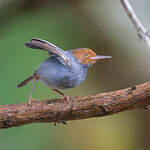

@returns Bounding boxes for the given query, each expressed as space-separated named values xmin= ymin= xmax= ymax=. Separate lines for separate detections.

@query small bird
xmin=17 ymin=38 xmax=112 ymax=106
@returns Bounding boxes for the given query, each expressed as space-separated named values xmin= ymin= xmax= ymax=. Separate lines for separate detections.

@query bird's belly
xmin=40 ymin=74 xmax=81 ymax=89
xmin=37 ymin=61 xmax=86 ymax=89
xmin=39 ymin=71 xmax=84 ymax=89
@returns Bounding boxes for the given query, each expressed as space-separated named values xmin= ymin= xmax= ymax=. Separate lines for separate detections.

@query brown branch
xmin=0 ymin=81 xmax=150 ymax=129
xmin=120 ymin=0 xmax=150 ymax=48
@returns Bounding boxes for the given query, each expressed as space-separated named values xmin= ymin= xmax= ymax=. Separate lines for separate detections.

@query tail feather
xmin=16 ymin=75 xmax=34 ymax=88
xmin=24 ymin=39 xmax=47 ymax=51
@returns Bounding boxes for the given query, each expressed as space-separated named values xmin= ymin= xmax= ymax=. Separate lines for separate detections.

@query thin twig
xmin=0 ymin=81 xmax=150 ymax=129
xmin=120 ymin=0 xmax=150 ymax=47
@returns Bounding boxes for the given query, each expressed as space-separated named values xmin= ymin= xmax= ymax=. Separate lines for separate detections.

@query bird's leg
xmin=28 ymin=79 xmax=37 ymax=107
xmin=52 ymin=88 xmax=70 ymax=103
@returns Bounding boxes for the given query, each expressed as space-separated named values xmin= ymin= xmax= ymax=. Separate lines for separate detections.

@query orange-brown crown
xmin=72 ymin=48 xmax=98 ymax=65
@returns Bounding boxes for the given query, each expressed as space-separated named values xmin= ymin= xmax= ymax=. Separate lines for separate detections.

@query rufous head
xmin=72 ymin=48 xmax=112 ymax=65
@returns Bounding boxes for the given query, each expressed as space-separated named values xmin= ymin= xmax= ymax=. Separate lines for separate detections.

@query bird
xmin=17 ymin=38 xmax=112 ymax=106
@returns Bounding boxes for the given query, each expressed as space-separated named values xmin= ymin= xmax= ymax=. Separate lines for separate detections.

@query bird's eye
xmin=84 ymin=52 xmax=89 ymax=57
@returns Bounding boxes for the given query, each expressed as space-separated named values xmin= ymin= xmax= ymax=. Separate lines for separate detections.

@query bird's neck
xmin=82 ymin=63 xmax=92 ymax=69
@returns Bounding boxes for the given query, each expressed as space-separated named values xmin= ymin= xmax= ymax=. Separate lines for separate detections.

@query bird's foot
xmin=28 ymin=96 xmax=37 ymax=107
xmin=61 ymin=95 xmax=70 ymax=103
xmin=25 ymin=96 xmax=37 ymax=112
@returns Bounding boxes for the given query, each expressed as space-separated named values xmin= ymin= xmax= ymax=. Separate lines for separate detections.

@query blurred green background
xmin=0 ymin=0 xmax=150 ymax=150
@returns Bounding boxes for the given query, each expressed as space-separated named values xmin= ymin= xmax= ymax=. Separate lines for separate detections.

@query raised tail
xmin=24 ymin=38 xmax=71 ymax=66
xmin=24 ymin=38 xmax=48 ymax=51
xmin=16 ymin=72 xmax=39 ymax=88
xmin=16 ymin=75 xmax=34 ymax=88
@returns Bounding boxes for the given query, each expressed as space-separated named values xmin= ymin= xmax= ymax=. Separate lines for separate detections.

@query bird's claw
xmin=25 ymin=96 xmax=37 ymax=112
xmin=61 ymin=95 xmax=70 ymax=103
xmin=28 ymin=96 xmax=37 ymax=107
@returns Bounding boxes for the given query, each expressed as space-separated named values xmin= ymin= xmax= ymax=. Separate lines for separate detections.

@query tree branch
xmin=0 ymin=81 xmax=150 ymax=129
xmin=120 ymin=0 xmax=150 ymax=47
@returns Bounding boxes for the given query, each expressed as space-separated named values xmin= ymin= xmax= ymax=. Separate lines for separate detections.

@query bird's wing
xmin=24 ymin=38 xmax=70 ymax=66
